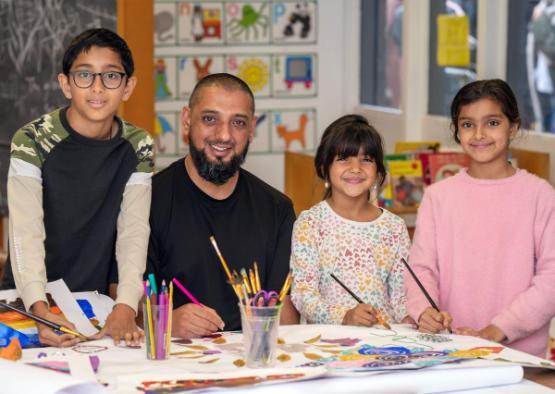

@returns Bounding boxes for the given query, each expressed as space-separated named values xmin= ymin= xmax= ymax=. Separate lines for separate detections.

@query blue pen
xmin=148 ymin=273 xmax=158 ymax=295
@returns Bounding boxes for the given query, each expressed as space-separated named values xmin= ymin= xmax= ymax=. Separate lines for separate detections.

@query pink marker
xmin=171 ymin=278 xmax=201 ymax=306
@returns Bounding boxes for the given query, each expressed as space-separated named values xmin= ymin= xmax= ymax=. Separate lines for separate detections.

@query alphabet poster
xmin=154 ymin=0 xmax=320 ymax=170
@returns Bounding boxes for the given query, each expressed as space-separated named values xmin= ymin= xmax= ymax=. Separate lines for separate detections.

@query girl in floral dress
xmin=290 ymin=114 xmax=412 ymax=327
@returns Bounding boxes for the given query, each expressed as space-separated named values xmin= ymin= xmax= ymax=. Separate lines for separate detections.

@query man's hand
xmin=91 ymin=303 xmax=143 ymax=346
xmin=171 ymin=303 xmax=224 ymax=339
xmin=342 ymin=304 xmax=378 ymax=327
xmin=418 ymin=307 xmax=452 ymax=333
xmin=31 ymin=301 xmax=81 ymax=348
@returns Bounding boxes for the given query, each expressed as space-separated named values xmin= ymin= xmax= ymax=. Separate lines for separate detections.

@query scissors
xmin=252 ymin=290 xmax=280 ymax=307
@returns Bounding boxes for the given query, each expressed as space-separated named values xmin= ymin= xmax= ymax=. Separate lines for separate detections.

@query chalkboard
xmin=0 ymin=0 xmax=117 ymax=215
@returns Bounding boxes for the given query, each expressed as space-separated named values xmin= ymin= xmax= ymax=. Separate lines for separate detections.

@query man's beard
xmin=189 ymin=139 xmax=249 ymax=185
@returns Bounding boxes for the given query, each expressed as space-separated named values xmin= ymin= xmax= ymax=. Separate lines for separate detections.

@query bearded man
xmin=146 ymin=73 xmax=299 ymax=338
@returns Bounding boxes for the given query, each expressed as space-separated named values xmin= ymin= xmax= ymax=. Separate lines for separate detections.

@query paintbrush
xmin=0 ymin=301 xmax=88 ymax=340
xmin=278 ymin=272 xmax=292 ymax=301
xmin=329 ymin=273 xmax=391 ymax=330
xmin=400 ymin=258 xmax=452 ymax=333
xmin=240 ymin=268 xmax=253 ymax=296
xmin=209 ymin=236 xmax=241 ymax=298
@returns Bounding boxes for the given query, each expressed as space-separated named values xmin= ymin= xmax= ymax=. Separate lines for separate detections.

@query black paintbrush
xmin=401 ymin=258 xmax=452 ymax=333
xmin=0 ymin=301 xmax=88 ymax=340
xmin=329 ymin=273 xmax=391 ymax=329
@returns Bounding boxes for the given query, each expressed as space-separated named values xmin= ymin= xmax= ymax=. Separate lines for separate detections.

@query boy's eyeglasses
xmin=68 ymin=71 xmax=127 ymax=89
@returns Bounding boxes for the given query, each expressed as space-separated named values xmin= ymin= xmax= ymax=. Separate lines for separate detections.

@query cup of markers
xmin=143 ymin=276 xmax=173 ymax=361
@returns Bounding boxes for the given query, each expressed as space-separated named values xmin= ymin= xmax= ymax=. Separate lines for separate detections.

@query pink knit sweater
xmin=405 ymin=169 xmax=555 ymax=357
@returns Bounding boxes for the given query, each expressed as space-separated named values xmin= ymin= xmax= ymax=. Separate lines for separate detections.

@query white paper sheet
xmin=0 ymin=359 xmax=106 ymax=394
xmin=46 ymin=280 xmax=99 ymax=337
xmin=72 ymin=291 xmax=115 ymax=327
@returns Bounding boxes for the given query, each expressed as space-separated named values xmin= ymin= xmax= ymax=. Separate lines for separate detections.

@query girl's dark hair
xmin=450 ymin=79 xmax=520 ymax=143
xmin=315 ymin=114 xmax=386 ymax=199
xmin=62 ymin=28 xmax=134 ymax=77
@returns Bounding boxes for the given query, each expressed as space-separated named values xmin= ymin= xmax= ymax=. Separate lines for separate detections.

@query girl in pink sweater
xmin=405 ymin=79 xmax=555 ymax=357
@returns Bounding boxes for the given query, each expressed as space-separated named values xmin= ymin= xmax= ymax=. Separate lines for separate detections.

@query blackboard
xmin=0 ymin=0 xmax=117 ymax=215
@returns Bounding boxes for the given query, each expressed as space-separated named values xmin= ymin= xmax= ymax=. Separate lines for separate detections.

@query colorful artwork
xmin=154 ymin=2 xmax=177 ymax=45
xmin=226 ymin=55 xmax=271 ymax=96
xmin=273 ymin=54 xmax=317 ymax=97
xmin=154 ymin=112 xmax=178 ymax=156
xmin=271 ymin=109 xmax=316 ymax=152
xmin=26 ymin=355 xmax=100 ymax=374
xmin=0 ymin=293 xmax=63 ymax=348
xmin=155 ymin=57 xmax=176 ymax=99
xmin=298 ymin=345 xmax=464 ymax=372
xmin=157 ymin=1 xmax=318 ymax=46
xmin=178 ymin=2 xmax=224 ymax=45
xmin=0 ymin=287 xmax=107 ymax=348
xmin=226 ymin=2 xmax=270 ymax=44
xmin=178 ymin=55 xmax=225 ymax=98
xmin=250 ymin=111 xmax=270 ymax=153
xmin=272 ymin=1 xmax=318 ymax=43
xmin=135 ymin=368 xmax=326 ymax=393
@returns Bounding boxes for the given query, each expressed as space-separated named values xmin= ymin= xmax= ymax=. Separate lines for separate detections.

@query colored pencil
xmin=157 ymin=281 xmax=167 ymax=359
xmin=171 ymin=278 xmax=201 ymax=306
xmin=329 ymin=273 xmax=391 ymax=330
xmin=0 ymin=301 xmax=88 ymax=340
xmin=148 ymin=273 xmax=158 ymax=295
xmin=400 ymin=258 xmax=452 ymax=333
xmin=145 ymin=282 xmax=155 ymax=359
xmin=165 ymin=281 xmax=173 ymax=353
xmin=254 ymin=262 xmax=261 ymax=293
xmin=278 ymin=272 xmax=292 ymax=301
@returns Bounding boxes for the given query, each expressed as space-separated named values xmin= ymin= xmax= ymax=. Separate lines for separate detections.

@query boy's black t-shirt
xmin=2 ymin=107 xmax=152 ymax=295
xmin=147 ymin=159 xmax=296 ymax=330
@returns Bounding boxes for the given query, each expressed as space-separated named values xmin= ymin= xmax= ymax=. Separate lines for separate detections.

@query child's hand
xmin=401 ymin=315 xmax=417 ymax=327
xmin=454 ymin=324 xmax=506 ymax=342
xmin=418 ymin=307 xmax=452 ymax=333
xmin=31 ymin=301 xmax=81 ymax=348
xmin=342 ymin=304 xmax=378 ymax=327
xmin=453 ymin=326 xmax=479 ymax=336
xmin=92 ymin=303 xmax=144 ymax=346
xmin=478 ymin=324 xmax=506 ymax=342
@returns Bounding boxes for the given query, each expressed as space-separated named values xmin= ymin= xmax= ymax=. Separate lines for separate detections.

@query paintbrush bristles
xmin=209 ymin=236 xmax=232 ymax=281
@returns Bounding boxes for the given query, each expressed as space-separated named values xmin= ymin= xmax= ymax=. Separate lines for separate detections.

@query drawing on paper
xmin=284 ymin=55 xmax=313 ymax=89
xmin=227 ymin=3 xmax=270 ymax=42
xmin=276 ymin=113 xmax=308 ymax=150
xmin=283 ymin=3 xmax=312 ymax=38
xmin=237 ymin=58 xmax=269 ymax=93
xmin=193 ymin=58 xmax=213 ymax=81
xmin=155 ymin=58 xmax=173 ymax=98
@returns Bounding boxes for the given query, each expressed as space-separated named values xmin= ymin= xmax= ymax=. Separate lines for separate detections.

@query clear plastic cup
xmin=239 ymin=304 xmax=282 ymax=368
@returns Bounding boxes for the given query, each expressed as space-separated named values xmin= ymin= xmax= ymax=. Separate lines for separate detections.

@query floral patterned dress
xmin=290 ymin=200 xmax=410 ymax=325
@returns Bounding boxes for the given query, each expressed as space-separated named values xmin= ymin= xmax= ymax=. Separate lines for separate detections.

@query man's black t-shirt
xmin=147 ymin=158 xmax=296 ymax=330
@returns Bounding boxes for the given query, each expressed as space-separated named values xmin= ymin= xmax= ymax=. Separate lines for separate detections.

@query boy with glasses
xmin=1 ymin=28 xmax=153 ymax=347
